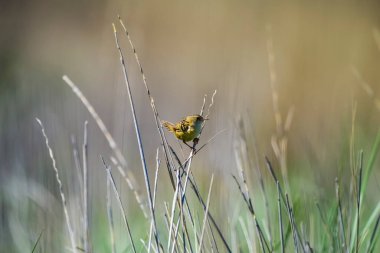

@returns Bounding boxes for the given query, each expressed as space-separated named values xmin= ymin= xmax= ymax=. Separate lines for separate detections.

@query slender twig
xmin=200 ymin=94 xmax=208 ymax=116
xmin=205 ymin=90 xmax=217 ymax=119
xmin=200 ymin=90 xmax=217 ymax=135
xmin=102 ymin=158 xmax=137 ymax=253
xmin=177 ymin=129 xmax=228 ymax=170
xmin=36 ymin=118 xmax=78 ymax=253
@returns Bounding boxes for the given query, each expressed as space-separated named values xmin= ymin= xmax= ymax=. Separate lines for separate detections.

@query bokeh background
xmin=1 ymin=0 xmax=380 ymax=252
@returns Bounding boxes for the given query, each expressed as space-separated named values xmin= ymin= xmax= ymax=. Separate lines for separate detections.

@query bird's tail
xmin=162 ymin=121 xmax=176 ymax=132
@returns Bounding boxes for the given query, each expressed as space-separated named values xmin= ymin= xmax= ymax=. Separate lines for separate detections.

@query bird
xmin=162 ymin=114 xmax=206 ymax=148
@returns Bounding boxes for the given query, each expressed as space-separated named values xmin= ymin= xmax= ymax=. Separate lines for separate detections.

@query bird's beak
xmin=204 ymin=118 xmax=209 ymax=120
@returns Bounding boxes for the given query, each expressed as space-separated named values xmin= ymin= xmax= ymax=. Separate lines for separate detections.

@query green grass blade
xmin=362 ymin=202 xmax=380 ymax=243
xmin=31 ymin=230 xmax=44 ymax=253
xmin=349 ymin=129 xmax=380 ymax=251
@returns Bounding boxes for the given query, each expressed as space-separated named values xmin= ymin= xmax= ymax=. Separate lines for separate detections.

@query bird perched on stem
xmin=162 ymin=115 xmax=206 ymax=148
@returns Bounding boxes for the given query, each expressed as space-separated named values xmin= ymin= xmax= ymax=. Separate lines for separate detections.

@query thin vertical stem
xmin=356 ymin=151 xmax=363 ymax=253
xmin=106 ymin=170 xmax=116 ymax=253
xmin=277 ymin=181 xmax=285 ymax=253
xmin=112 ymin=23 xmax=159 ymax=250
xmin=82 ymin=121 xmax=89 ymax=253
xmin=36 ymin=118 xmax=78 ymax=253
xmin=335 ymin=178 xmax=346 ymax=251
xmin=62 ymin=75 xmax=147 ymax=217
xmin=199 ymin=175 xmax=215 ymax=251
xmin=102 ymin=158 xmax=137 ymax=253
xmin=148 ymin=148 xmax=161 ymax=253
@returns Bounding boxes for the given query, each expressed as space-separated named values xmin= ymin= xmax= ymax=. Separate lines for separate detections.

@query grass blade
xmin=31 ymin=230 xmax=44 ymax=253
xmin=102 ymin=158 xmax=137 ymax=253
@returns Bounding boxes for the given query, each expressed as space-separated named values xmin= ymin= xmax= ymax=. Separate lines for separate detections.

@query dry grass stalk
xmin=106 ymin=167 xmax=116 ymax=253
xmin=266 ymin=24 xmax=295 ymax=194
xmin=117 ymin=16 xmax=231 ymax=252
xmin=36 ymin=118 xmax=78 ymax=253
xmin=112 ymin=22 xmax=160 ymax=250
xmin=148 ymin=148 xmax=161 ymax=253
xmin=61 ymin=75 xmax=147 ymax=217
xmin=198 ymin=174 xmax=215 ymax=251
xmin=82 ymin=121 xmax=89 ymax=253
xmin=102 ymin=158 xmax=137 ymax=253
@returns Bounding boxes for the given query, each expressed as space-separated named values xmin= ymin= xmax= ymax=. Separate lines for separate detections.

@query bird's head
xmin=187 ymin=115 xmax=208 ymax=124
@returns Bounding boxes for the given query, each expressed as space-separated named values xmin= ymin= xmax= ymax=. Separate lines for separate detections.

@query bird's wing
xmin=179 ymin=119 xmax=190 ymax=133
xmin=162 ymin=121 xmax=177 ymax=132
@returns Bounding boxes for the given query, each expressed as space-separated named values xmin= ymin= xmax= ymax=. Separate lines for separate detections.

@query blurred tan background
xmin=2 ymin=1 xmax=380 ymax=173
xmin=1 ymin=0 xmax=380 ymax=251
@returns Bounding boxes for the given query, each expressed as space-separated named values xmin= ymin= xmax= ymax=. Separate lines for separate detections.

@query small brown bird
xmin=162 ymin=115 xmax=206 ymax=147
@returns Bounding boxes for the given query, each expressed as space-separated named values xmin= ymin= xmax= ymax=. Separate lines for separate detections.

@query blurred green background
xmin=1 ymin=0 xmax=380 ymax=252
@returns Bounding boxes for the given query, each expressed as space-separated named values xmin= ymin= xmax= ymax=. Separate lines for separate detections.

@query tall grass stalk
xmin=277 ymin=181 xmax=285 ymax=253
xmin=117 ymin=16 xmax=233 ymax=252
xmin=335 ymin=178 xmax=347 ymax=250
xmin=31 ymin=230 xmax=44 ymax=253
xmin=148 ymin=148 xmax=161 ymax=253
xmin=62 ymin=75 xmax=147 ymax=217
xmin=112 ymin=22 xmax=160 ymax=251
xmin=36 ymin=118 xmax=78 ymax=253
xmin=102 ymin=158 xmax=137 ymax=253
xmin=106 ymin=165 xmax=116 ymax=253
xmin=198 ymin=174 xmax=214 ymax=252
xmin=367 ymin=214 xmax=380 ymax=252
xmin=82 ymin=121 xmax=89 ymax=253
